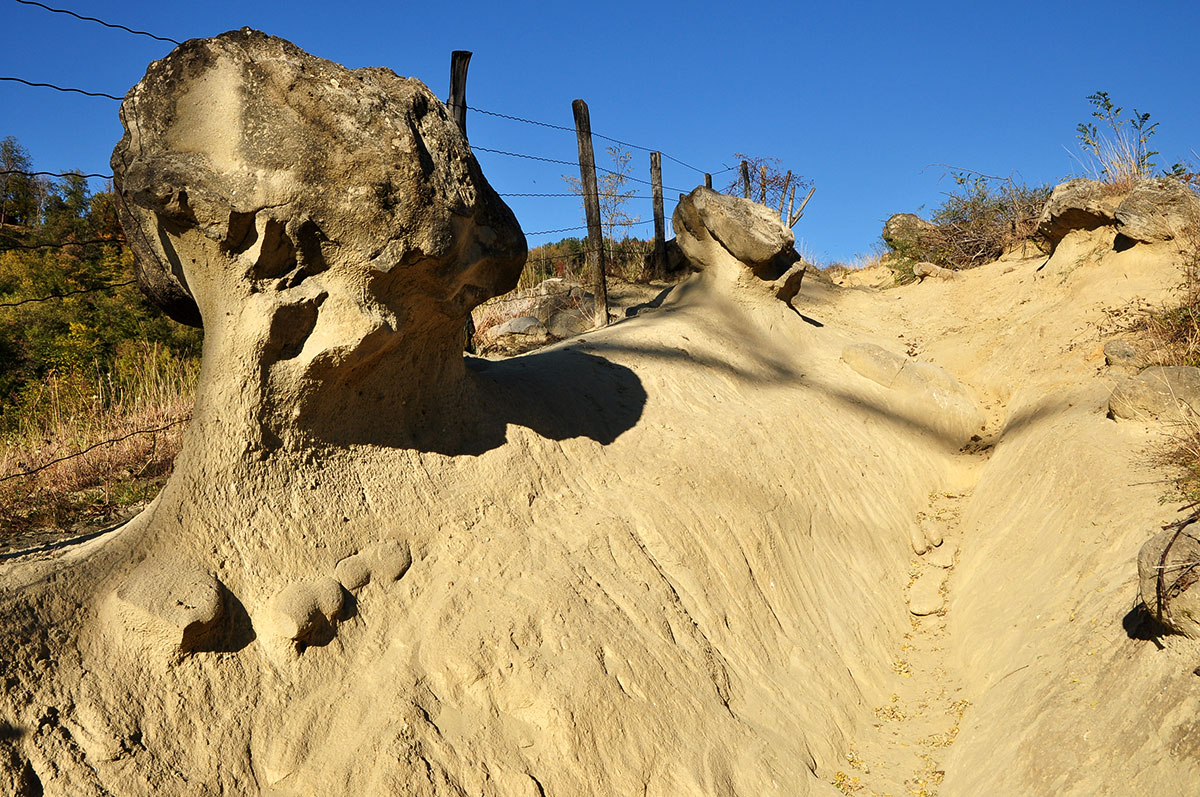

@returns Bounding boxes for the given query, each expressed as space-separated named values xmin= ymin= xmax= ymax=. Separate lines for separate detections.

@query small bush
xmin=884 ymin=174 xmax=1051 ymax=271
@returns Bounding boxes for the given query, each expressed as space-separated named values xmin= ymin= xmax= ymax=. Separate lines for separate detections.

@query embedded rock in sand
xmin=1115 ymin=178 xmax=1200 ymax=244
xmin=912 ymin=261 xmax=957 ymax=281
xmin=841 ymin=343 xmax=985 ymax=447
xmin=1036 ymin=178 xmax=1121 ymax=252
xmin=112 ymin=28 xmax=526 ymax=450
xmin=672 ymin=186 xmax=804 ymax=301
xmin=1138 ymin=528 xmax=1200 ymax=638
xmin=1108 ymin=365 xmax=1200 ymax=422
xmin=112 ymin=563 xmax=224 ymax=656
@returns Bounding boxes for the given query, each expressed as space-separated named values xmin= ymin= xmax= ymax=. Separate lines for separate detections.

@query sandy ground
xmin=1 ymin=228 xmax=1197 ymax=795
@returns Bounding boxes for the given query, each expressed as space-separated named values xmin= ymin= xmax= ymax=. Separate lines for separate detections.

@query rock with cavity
xmin=1138 ymin=528 xmax=1200 ymax=638
xmin=1109 ymin=365 xmax=1200 ymax=422
xmin=111 ymin=28 xmax=526 ymax=450
xmin=1036 ymin=179 xmax=1121 ymax=252
xmin=1115 ymin=178 xmax=1200 ymax=244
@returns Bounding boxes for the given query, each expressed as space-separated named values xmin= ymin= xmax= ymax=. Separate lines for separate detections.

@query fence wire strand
xmin=0 ymin=76 xmax=123 ymax=101
xmin=14 ymin=0 xmax=181 ymax=44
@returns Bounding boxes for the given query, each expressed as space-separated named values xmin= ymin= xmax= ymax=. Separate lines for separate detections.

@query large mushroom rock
xmin=112 ymin=28 xmax=526 ymax=451
xmin=1035 ymin=178 xmax=1122 ymax=252
xmin=1115 ymin=177 xmax=1200 ymax=244
xmin=672 ymin=186 xmax=806 ymax=302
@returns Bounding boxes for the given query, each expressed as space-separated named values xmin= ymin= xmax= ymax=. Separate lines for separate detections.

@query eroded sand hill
xmin=1 ymin=30 xmax=1198 ymax=797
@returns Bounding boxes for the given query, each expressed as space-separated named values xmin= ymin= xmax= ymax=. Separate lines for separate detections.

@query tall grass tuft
xmin=0 ymin=341 xmax=199 ymax=535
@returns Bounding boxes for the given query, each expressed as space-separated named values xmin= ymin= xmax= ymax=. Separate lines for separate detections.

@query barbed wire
xmin=1 ymin=169 xmax=114 ymax=180
xmin=500 ymin=191 xmax=680 ymax=203
xmin=467 ymin=104 xmax=722 ymax=176
xmin=0 ymin=418 xmax=190 ymax=485
xmin=0 ymin=279 xmax=135 ymax=308
xmin=0 ymin=238 xmax=126 ymax=252
xmin=0 ymin=76 xmax=122 ymax=101
xmin=525 ymin=219 xmax=657 ymax=236
xmin=13 ymin=0 xmax=181 ymax=44
xmin=473 ymin=145 xmax=692 ymax=193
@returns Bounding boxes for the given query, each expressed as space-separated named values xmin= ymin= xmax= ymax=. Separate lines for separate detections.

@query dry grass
xmin=0 ymin=341 xmax=198 ymax=534
xmin=1125 ymin=227 xmax=1200 ymax=502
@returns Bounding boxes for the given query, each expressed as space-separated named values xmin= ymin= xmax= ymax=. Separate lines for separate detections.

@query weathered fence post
xmin=704 ymin=173 xmax=712 ymax=189
xmin=448 ymin=51 xmax=471 ymax=137
xmin=740 ymin=160 xmax=750 ymax=199
xmin=572 ymin=99 xmax=608 ymax=327
xmin=789 ymin=186 xmax=816 ymax=228
xmin=651 ymin=151 xmax=666 ymax=277
xmin=449 ymin=50 xmax=475 ymax=351
xmin=777 ymin=170 xmax=792 ymax=219
xmin=786 ymin=184 xmax=797 ymax=223
xmin=758 ymin=165 xmax=768 ymax=204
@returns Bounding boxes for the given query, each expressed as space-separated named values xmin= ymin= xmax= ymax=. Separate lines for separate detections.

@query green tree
xmin=0 ymin=136 xmax=41 ymax=227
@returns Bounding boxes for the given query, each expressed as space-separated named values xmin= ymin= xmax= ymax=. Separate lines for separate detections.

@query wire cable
xmin=0 ymin=280 xmax=135 ymax=308
xmin=0 ymin=76 xmax=122 ymax=101
xmin=1 ymin=169 xmax=114 ymax=180
xmin=468 ymin=104 xmax=712 ymax=175
xmin=13 ymin=0 xmax=181 ymax=44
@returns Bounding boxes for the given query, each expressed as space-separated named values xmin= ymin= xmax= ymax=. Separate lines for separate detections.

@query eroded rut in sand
xmin=834 ymin=456 xmax=984 ymax=797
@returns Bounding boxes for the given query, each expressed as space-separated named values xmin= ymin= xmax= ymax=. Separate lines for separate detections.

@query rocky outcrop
xmin=1138 ymin=528 xmax=1200 ymax=638
xmin=672 ymin=186 xmax=805 ymax=303
xmin=112 ymin=28 xmax=526 ymax=451
xmin=882 ymin=213 xmax=936 ymax=251
xmin=1037 ymin=177 xmax=1200 ymax=252
xmin=1035 ymin=179 xmax=1120 ymax=251
xmin=1115 ymin=178 xmax=1200 ymax=243
xmin=1108 ymin=365 xmax=1200 ymax=422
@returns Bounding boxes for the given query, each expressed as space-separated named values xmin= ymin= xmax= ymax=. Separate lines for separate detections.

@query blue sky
xmin=2 ymin=0 xmax=1198 ymax=263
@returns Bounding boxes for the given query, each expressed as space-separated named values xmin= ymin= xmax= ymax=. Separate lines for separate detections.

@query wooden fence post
xmin=758 ymin=165 xmax=768 ymax=204
xmin=740 ymin=160 xmax=750 ymax=199
xmin=651 ymin=151 xmax=666 ymax=277
xmin=448 ymin=51 xmax=471 ymax=137
xmin=789 ymin=186 xmax=816 ymax=228
xmin=449 ymin=50 xmax=475 ymax=352
xmin=704 ymin=173 xmax=712 ymax=189
xmin=777 ymin=170 xmax=791 ymax=219
xmin=572 ymin=99 xmax=608 ymax=327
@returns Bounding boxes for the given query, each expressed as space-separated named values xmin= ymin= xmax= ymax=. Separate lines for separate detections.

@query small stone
xmin=547 ymin=310 xmax=587 ymax=339
xmin=489 ymin=316 xmax=547 ymax=338
xmin=334 ymin=554 xmax=372 ymax=592
xmin=263 ymin=578 xmax=344 ymax=643
xmin=114 ymin=565 xmax=224 ymax=655
xmin=1103 ymin=339 xmax=1140 ymax=371
xmin=368 ymin=542 xmax=413 ymax=583
xmin=313 ymin=576 xmax=345 ymax=620
xmin=925 ymin=540 xmax=958 ymax=568
xmin=909 ymin=570 xmax=947 ymax=616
